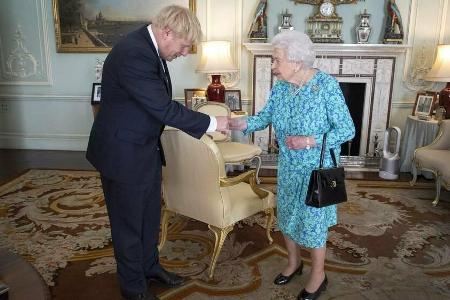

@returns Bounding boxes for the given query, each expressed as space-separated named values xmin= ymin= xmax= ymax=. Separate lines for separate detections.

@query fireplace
xmin=340 ymin=82 xmax=365 ymax=156
xmin=243 ymin=43 xmax=409 ymax=166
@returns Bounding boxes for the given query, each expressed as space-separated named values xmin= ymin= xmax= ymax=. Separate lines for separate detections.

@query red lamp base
xmin=206 ymin=74 xmax=225 ymax=102
xmin=439 ymin=82 xmax=450 ymax=119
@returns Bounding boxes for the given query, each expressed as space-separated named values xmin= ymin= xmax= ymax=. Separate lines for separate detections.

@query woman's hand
xmin=285 ymin=135 xmax=316 ymax=150
xmin=229 ymin=117 xmax=248 ymax=131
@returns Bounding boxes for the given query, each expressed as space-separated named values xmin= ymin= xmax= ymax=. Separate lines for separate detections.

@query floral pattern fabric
xmin=244 ymin=71 xmax=355 ymax=248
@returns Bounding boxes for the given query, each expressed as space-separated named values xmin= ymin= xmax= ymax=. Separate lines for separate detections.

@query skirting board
xmin=0 ymin=134 xmax=88 ymax=151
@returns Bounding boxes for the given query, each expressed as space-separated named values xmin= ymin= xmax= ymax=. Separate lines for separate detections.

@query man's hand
xmin=215 ymin=116 xmax=230 ymax=132
xmin=229 ymin=117 xmax=248 ymax=131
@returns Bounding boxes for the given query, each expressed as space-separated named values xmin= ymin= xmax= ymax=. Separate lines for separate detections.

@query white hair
xmin=271 ymin=30 xmax=315 ymax=68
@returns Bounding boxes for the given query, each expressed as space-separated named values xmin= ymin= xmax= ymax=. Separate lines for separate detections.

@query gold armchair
xmin=195 ymin=101 xmax=263 ymax=183
xmin=410 ymin=119 xmax=450 ymax=206
xmin=159 ymin=128 xmax=275 ymax=278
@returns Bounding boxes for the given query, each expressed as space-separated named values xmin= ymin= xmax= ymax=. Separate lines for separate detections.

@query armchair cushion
xmin=222 ymin=182 xmax=275 ymax=226
xmin=193 ymin=101 xmax=263 ymax=182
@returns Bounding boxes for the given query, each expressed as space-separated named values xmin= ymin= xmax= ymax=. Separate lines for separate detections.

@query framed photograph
xmin=191 ymin=96 xmax=207 ymax=110
xmin=52 ymin=0 xmax=196 ymax=53
xmin=224 ymin=89 xmax=242 ymax=111
xmin=184 ymin=88 xmax=206 ymax=109
xmin=91 ymin=83 xmax=102 ymax=104
xmin=413 ymin=92 xmax=436 ymax=116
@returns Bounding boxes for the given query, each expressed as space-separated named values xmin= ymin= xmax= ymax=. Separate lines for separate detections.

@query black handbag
xmin=305 ymin=133 xmax=347 ymax=208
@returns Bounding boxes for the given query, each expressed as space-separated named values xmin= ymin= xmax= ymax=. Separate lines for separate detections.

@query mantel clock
xmin=291 ymin=0 xmax=358 ymax=43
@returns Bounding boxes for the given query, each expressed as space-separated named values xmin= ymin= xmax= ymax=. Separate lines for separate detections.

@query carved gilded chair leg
xmin=432 ymin=176 xmax=442 ymax=207
xmin=207 ymin=224 xmax=234 ymax=278
xmin=158 ymin=207 xmax=172 ymax=251
xmin=253 ymin=155 xmax=262 ymax=184
xmin=265 ymin=208 xmax=274 ymax=244
xmin=410 ymin=163 xmax=418 ymax=186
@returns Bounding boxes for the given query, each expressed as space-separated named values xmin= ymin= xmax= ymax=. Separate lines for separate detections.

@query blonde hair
xmin=271 ymin=30 xmax=315 ymax=68
xmin=152 ymin=5 xmax=202 ymax=44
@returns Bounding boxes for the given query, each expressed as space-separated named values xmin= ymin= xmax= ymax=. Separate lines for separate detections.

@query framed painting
xmin=184 ymin=88 xmax=206 ymax=109
xmin=52 ymin=0 xmax=196 ymax=53
xmin=91 ymin=83 xmax=101 ymax=104
xmin=413 ymin=92 xmax=436 ymax=117
xmin=224 ymin=89 xmax=242 ymax=111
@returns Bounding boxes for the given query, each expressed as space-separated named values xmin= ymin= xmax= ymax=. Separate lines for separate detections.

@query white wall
xmin=0 ymin=0 xmax=449 ymax=150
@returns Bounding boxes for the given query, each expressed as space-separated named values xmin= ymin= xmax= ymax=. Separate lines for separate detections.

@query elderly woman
xmin=230 ymin=30 xmax=354 ymax=300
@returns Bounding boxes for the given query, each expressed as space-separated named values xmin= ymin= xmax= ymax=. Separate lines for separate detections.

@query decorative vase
xmin=435 ymin=106 xmax=447 ymax=121
xmin=278 ymin=9 xmax=294 ymax=33
xmin=439 ymin=82 xmax=450 ymax=119
xmin=356 ymin=9 xmax=371 ymax=44
xmin=206 ymin=75 xmax=225 ymax=102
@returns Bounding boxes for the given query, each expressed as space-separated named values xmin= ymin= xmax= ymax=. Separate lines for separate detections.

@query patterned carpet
xmin=0 ymin=169 xmax=450 ymax=299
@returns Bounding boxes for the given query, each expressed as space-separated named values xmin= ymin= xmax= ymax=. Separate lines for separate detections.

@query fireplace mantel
xmin=243 ymin=43 xmax=411 ymax=56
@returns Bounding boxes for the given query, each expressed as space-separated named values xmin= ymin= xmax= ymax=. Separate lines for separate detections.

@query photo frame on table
xmin=412 ymin=92 xmax=437 ymax=117
xmin=184 ymin=88 xmax=206 ymax=109
xmin=52 ymin=0 xmax=197 ymax=53
xmin=91 ymin=83 xmax=102 ymax=104
xmin=224 ymin=89 xmax=242 ymax=111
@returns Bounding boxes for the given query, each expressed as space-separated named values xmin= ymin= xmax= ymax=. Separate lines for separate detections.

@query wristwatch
xmin=305 ymin=137 xmax=311 ymax=150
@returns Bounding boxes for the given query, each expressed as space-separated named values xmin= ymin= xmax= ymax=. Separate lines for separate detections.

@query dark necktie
xmin=159 ymin=58 xmax=169 ymax=85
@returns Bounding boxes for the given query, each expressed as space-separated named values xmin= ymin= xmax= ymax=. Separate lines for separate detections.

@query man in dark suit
xmin=86 ymin=5 xmax=228 ymax=300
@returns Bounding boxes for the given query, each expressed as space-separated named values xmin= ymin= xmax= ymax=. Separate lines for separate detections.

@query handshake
xmin=215 ymin=116 xmax=247 ymax=132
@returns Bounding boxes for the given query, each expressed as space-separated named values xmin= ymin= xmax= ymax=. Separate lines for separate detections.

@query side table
xmin=399 ymin=115 xmax=439 ymax=178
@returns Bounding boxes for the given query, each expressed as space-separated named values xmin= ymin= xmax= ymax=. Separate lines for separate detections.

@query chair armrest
xmin=220 ymin=170 xmax=269 ymax=199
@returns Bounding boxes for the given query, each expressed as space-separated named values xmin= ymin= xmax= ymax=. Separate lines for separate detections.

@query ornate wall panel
xmin=403 ymin=0 xmax=448 ymax=91
xmin=0 ymin=0 xmax=51 ymax=85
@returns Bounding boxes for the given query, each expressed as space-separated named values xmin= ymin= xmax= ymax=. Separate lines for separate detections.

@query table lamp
xmin=196 ymin=41 xmax=237 ymax=102
xmin=425 ymin=44 xmax=450 ymax=119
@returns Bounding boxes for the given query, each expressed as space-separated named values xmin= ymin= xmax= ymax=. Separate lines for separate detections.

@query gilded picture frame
xmin=52 ymin=0 xmax=196 ymax=53
xmin=184 ymin=88 xmax=206 ymax=109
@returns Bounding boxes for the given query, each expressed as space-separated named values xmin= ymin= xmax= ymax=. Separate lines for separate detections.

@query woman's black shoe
xmin=273 ymin=261 xmax=304 ymax=285
xmin=297 ymin=275 xmax=328 ymax=300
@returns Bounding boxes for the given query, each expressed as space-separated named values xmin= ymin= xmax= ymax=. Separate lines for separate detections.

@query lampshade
xmin=425 ymin=44 xmax=450 ymax=82
xmin=196 ymin=41 xmax=237 ymax=73
xmin=425 ymin=44 xmax=450 ymax=119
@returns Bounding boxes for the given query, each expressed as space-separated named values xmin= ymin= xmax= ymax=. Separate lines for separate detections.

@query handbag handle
xmin=318 ymin=133 xmax=338 ymax=169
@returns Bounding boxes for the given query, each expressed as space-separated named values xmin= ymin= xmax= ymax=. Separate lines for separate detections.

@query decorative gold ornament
xmin=291 ymin=0 xmax=358 ymax=43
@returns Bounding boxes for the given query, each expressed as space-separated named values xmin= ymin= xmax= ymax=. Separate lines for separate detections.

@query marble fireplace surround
xmin=243 ymin=43 xmax=410 ymax=157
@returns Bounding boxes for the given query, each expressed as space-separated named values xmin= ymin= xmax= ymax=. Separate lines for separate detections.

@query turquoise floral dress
xmin=244 ymin=71 xmax=355 ymax=248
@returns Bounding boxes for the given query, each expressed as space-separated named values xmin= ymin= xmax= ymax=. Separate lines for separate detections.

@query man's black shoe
xmin=148 ymin=268 xmax=184 ymax=287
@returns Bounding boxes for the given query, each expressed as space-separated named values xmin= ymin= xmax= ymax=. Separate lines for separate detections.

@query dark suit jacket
xmin=86 ymin=25 xmax=210 ymax=184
